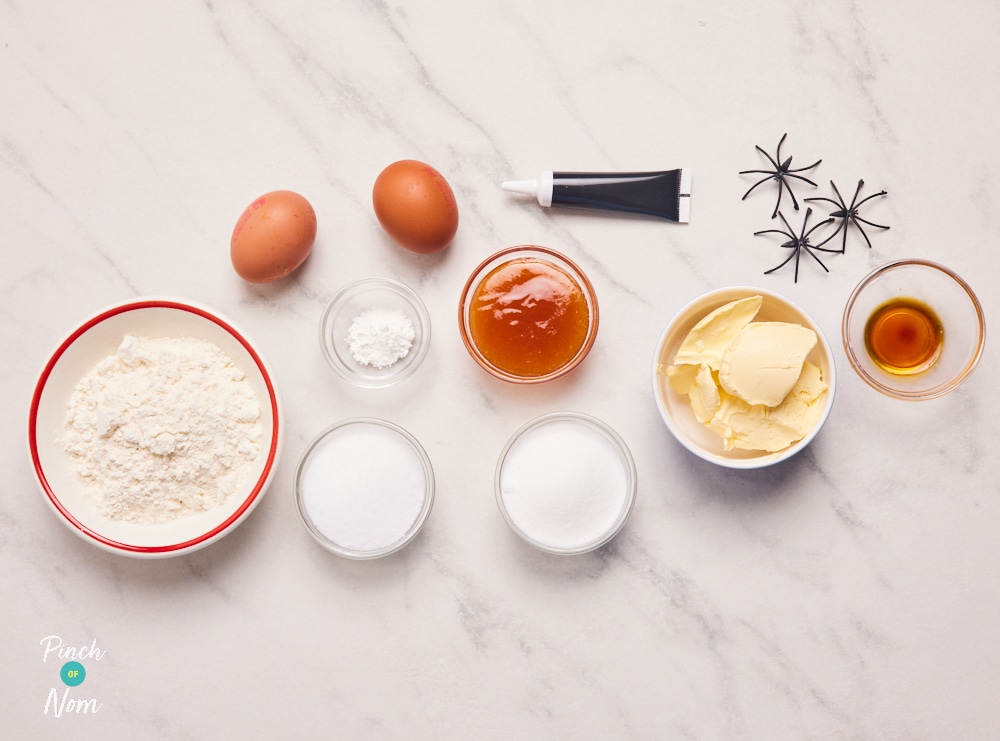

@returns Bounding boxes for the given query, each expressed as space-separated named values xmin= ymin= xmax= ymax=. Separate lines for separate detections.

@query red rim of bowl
xmin=27 ymin=298 xmax=281 ymax=554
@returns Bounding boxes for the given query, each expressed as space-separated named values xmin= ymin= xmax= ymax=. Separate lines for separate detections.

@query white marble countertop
xmin=4 ymin=1 xmax=998 ymax=738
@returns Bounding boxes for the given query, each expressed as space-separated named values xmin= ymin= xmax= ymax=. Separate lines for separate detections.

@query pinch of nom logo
xmin=40 ymin=635 xmax=105 ymax=718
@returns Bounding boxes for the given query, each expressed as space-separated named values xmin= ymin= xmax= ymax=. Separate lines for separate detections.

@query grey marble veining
xmin=3 ymin=1 xmax=999 ymax=738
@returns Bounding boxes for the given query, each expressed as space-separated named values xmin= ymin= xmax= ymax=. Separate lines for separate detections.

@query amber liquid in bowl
xmin=864 ymin=298 xmax=943 ymax=375
xmin=469 ymin=257 xmax=590 ymax=377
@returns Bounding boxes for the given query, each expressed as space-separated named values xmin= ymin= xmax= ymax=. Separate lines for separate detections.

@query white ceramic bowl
xmin=28 ymin=297 xmax=282 ymax=557
xmin=651 ymin=287 xmax=836 ymax=469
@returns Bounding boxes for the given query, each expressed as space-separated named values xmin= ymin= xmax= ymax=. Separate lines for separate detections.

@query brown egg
xmin=231 ymin=190 xmax=317 ymax=283
xmin=372 ymin=160 xmax=458 ymax=254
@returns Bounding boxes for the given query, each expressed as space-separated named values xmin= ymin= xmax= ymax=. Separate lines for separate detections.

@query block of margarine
xmin=664 ymin=296 xmax=827 ymax=453
xmin=718 ymin=322 xmax=818 ymax=407
xmin=709 ymin=362 xmax=827 ymax=452
xmin=672 ymin=295 xmax=762 ymax=370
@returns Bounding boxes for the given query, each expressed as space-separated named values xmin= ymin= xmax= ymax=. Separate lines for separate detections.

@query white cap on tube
xmin=501 ymin=172 xmax=553 ymax=207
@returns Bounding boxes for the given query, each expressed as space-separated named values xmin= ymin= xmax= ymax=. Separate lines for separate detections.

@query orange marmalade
xmin=469 ymin=257 xmax=591 ymax=377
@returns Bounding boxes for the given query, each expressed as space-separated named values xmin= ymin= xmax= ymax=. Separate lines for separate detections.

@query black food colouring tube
xmin=502 ymin=169 xmax=691 ymax=223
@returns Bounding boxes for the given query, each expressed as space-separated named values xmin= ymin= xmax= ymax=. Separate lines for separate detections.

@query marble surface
xmin=3 ymin=1 xmax=998 ymax=738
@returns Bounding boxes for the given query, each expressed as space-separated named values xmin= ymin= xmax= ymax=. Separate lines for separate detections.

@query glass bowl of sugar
xmin=320 ymin=277 xmax=431 ymax=388
xmin=495 ymin=412 xmax=637 ymax=555
xmin=294 ymin=418 xmax=435 ymax=559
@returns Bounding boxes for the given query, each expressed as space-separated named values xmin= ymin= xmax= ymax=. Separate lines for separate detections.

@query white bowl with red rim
xmin=28 ymin=297 xmax=282 ymax=557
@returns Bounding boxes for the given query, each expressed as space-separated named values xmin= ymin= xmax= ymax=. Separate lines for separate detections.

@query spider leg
xmin=853 ymin=190 xmax=888 ymax=209
xmin=802 ymin=244 xmax=831 ymax=273
xmin=768 ymin=178 xmax=787 ymax=218
xmin=803 ymin=196 xmax=839 ymax=208
xmin=785 ymin=159 xmax=823 ymax=175
xmin=783 ymin=178 xmax=801 ymax=213
xmin=832 ymin=180 xmax=851 ymax=210
xmin=854 ymin=215 xmax=891 ymax=230
xmin=774 ymin=133 xmax=788 ymax=166
xmin=804 ymin=216 xmax=839 ymax=253
xmin=753 ymin=228 xmax=794 ymax=238
xmin=797 ymin=207 xmax=815 ymax=236
xmin=763 ymin=247 xmax=800 ymax=277
xmin=741 ymin=175 xmax=775 ymax=201
xmin=810 ymin=220 xmax=847 ymax=251
xmin=784 ymin=173 xmax=820 ymax=187
xmin=851 ymin=218 xmax=875 ymax=249
xmin=777 ymin=211 xmax=796 ymax=235
xmin=755 ymin=144 xmax=782 ymax=172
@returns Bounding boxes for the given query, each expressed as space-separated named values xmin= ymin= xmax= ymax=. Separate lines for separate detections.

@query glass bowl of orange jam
xmin=459 ymin=246 xmax=599 ymax=383
xmin=843 ymin=259 xmax=985 ymax=400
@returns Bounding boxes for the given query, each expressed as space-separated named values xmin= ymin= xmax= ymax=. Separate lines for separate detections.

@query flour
xmin=346 ymin=307 xmax=414 ymax=368
xmin=62 ymin=334 xmax=262 ymax=524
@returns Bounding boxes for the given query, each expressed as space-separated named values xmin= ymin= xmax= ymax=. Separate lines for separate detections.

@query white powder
xmin=62 ymin=334 xmax=262 ymax=524
xmin=499 ymin=419 xmax=630 ymax=551
xmin=299 ymin=422 xmax=427 ymax=552
xmin=346 ymin=307 xmax=414 ymax=369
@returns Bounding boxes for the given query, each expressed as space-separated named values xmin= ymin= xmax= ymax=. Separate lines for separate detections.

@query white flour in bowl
xmin=62 ymin=334 xmax=262 ymax=524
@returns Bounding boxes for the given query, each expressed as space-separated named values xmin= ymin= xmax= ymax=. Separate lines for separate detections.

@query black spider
xmin=805 ymin=179 xmax=889 ymax=253
xmin=753 ymin=208 xmax=837 ymax=283
xmin=740 ymin=133 xmax=822 ymax=219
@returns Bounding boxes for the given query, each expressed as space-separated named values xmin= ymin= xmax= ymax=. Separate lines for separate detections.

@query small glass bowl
xmin=843 ymin=260 xmax=985 ymax=400
xmin=495 ymin=412 xmax=637 ymax=555
xmin=458 ymin=245 xmax=599 ymax=384
xmin=652 ymin=287 xmax=836 ymax=469
xmin=320 ymin=277 xmax=430 ymax=388
xmin=294 ymin=418 xmax=435 ymax=559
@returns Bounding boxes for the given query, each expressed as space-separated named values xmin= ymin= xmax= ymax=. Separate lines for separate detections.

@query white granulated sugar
xmin=346 ymin=307 xmax=415 ymax=369
xmin=499 ymin=420 xmax=628 ymax=550
xmin=299 ymin=423 xmax=426 ymax=552
xmin=62 ymin=334 xmax=262 ymax=525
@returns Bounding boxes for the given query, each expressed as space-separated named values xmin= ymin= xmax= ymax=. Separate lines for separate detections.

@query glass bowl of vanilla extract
xmin=843 ymin=259 xmax=985 ymax=400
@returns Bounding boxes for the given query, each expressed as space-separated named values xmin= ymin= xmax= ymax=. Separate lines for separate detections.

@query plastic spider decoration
xmin=805 ymin=179 xmax=889 ymax=253
xmin=740 ymin=133 xmax=822 ymax=219
xmin=753 ymin=208 xmax=837 ymax=283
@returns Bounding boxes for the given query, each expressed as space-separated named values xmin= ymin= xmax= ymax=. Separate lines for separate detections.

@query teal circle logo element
xmin=60 ymin=661 xmax=86 ymax=687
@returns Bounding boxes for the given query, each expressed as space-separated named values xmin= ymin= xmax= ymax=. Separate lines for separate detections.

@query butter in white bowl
xmin=718 ymin=321 xmax=818 ymax=407
xmin=653 ymin=288 xmax=835 ymax=468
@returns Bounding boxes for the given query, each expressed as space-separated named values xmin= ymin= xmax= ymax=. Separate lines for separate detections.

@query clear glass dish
xmin=320 ymin=277 xmax=430 ymax=388
xmin=495 ymin=412 xmax=636 ymax=555
xmin=842 ymin=259 xmax=984 ymax=400
xmin=294 ymin=418 xmax=435 ymax=559
xmin=458 ymin=245 xmax=599 ymax=384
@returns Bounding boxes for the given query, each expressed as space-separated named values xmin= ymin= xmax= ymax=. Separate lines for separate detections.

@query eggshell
xmin=231 ymin=190 xmax=317 ymax=283
xmin=372 ymin=160 xmax=458 ymax=254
